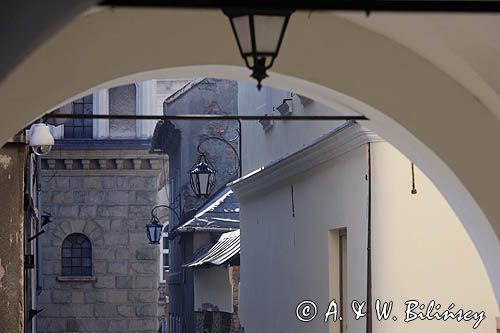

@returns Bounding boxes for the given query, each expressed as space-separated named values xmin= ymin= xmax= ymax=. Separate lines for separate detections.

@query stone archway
xmin=0 ymin=7 xmax=498 ymax=305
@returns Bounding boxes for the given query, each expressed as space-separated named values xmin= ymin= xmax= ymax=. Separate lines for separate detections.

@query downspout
xmin=237 ymin=119 xmax=242 ymax=177
xmin=34 ymin=154 xmax=42 ymax=333
xmin=366 ymin=143 xmax=372 ymax=333
xmin=36 ymin=154 xmax=42 ymax=295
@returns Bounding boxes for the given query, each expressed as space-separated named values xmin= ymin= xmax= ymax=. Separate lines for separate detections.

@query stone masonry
xmin=38 ymin=148 xmax=165 ymax=333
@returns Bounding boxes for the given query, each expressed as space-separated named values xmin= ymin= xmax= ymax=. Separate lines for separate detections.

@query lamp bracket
xmin=28 ymin=230 xmax=45 ymax=242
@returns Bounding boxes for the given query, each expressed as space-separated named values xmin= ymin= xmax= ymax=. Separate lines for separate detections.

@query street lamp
xmin=189 ymin=125 xmax=242 ymax=198
xmin=146 ymin=215 xmax=163 ymax=245
xmin=189 ymin=154 xmax=216 ymax=198
xmin=223 ymin=8 xmax=294 ymax=90
xmin=146 ymin=205 xmax=182 ymax=244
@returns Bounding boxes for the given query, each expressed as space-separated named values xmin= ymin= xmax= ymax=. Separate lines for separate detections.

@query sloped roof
xmin=184 ymin=230 xmax=240 ymax=267
xmin=177 ymin=188 xmax=240 ymax=232
xmin=165 ymin=77 xmax=207 ymax=105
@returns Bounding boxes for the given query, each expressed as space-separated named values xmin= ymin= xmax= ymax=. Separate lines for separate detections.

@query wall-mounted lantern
xmin=147 ymin=205 xmax=182 ymax=244
xmin=146 ymin=214 xmax=163 ymax=245
xmin=223 ymin=8 xmax=294 ymax=90
xmin=189 ymin=154 xmax=216 ymax=198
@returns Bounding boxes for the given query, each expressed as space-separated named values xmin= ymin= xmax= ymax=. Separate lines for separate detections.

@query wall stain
xmin=0 ymin=258 xmax=5 ymax=288
xmin=0 ymin=154 xmax=12 ymax=170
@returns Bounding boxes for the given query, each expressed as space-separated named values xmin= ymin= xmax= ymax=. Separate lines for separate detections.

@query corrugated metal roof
xmin=184 ymin=230 xmax=240 ymax=268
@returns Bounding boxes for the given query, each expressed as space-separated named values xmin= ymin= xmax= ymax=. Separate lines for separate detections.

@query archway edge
xmin=0 ymin=8 xmax=498 ymax=304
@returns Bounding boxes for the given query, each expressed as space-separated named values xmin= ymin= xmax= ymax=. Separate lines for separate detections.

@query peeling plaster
xmin=0 ymin=259 xmax=5 ymax=288
xmin=0 ymin=154 xmax=11 ymax=170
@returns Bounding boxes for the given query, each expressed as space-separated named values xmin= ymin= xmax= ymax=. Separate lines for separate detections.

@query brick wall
xmin=38 ymin=149 xmax=163 ymax=332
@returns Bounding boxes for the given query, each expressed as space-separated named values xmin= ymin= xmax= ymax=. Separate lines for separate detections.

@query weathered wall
xmin=229 ymin=266 xmax=240 ymax=333
xmin=0 ymin=143 xmax=27 ymax=333
xmin=194 ymin=265 xmax=241 ymax=333
xmin=109 ymin=84 xmax=137 ymax=139
xmin=194 ymin=266 xmax=233 ymax=313
xmin=37 ymin=148 xmax=163 ymax=333
xmin=164 ymin=78 xmax=239 ymax=333
xmin=166 ymin=78 xmax=239 ymax=212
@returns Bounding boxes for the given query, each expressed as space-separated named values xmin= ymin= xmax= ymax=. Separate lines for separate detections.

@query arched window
xmin=61 ymin=233 xmax=92 ymax=276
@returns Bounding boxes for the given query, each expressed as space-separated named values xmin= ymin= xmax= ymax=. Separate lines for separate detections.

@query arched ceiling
xmin=341 ymin=12 xmax=500 ymax=121
xmin=0 ymin=3 xmax=498 ymax=306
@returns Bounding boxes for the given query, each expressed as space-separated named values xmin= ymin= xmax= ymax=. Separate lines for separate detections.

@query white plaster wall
xmin=194 ymin=266 xmax=233 ymax=313
xmin=237 ymin=82 xmax=346 ymax=174
xmin=239 ymin=146 xmax=368 ymax=333
xmin=238 ymin=142 xmax=499 ymax=332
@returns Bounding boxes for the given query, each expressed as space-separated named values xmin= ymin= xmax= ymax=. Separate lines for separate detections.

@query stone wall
xmin=38 ymin=148 xmax=164 ymax=333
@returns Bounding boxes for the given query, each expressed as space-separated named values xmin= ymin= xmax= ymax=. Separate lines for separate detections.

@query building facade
xmin=232 ymin=82 xmax=500 ymax=332
xmin=38 ymin=146 xmax=164 ymax=333
xmin=35 ymin=80 xmax=188 ymax=333
xmin=151 ymin=78 xmax=241 ymax=333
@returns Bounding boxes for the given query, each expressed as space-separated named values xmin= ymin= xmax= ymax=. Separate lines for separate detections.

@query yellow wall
xmin=371 ymin=142 xmax=499 ymax=332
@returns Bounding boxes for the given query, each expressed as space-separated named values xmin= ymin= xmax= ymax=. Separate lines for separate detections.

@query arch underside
xmin=0 ymin=7 xmax=498 ymax=305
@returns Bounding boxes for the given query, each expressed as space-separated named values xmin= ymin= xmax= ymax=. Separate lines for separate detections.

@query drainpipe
xmin=36 ymin=154 xmax=43 ymax=295
xmin=237 ymin=119 xmax=242 ymax=177
xmin=366 ymin=143 xmax=372 ymax=333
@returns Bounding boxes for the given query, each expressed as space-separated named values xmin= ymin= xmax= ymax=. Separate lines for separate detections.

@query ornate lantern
xmin=223 ymin=8 xmax=294 ymax=90
xmin=189 ymin=154 xmax=216 ymax=198
xmin=145 ymin=215 xmax=163 ymax=244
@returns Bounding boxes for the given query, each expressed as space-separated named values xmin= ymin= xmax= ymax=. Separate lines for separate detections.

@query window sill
xmin=57 ymin=276 xmax=97 ymax=282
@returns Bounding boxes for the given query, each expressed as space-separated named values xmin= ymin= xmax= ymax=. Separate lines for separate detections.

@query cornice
xmin=44 ymin=149 xmax=164 ymax=160
xmin=41 ymin=169 xmax=162 ymax=177
xmin=229 ymin=122 xmax=382 ymax=198
xmin=41 ymin=149 xmax=166 ymax=174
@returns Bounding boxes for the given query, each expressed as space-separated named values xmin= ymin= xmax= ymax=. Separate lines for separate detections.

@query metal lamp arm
xmin=196 ymin=129 xmax=242 ymax=177
xmin=151 ymin=204 xmax=182 ymax=225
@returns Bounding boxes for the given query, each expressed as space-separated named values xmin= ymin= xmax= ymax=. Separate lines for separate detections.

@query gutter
xmin=366 ymin=143 xmax=373 ymax=333
xmin=175 ymin=226 xmax=238 ymax=233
